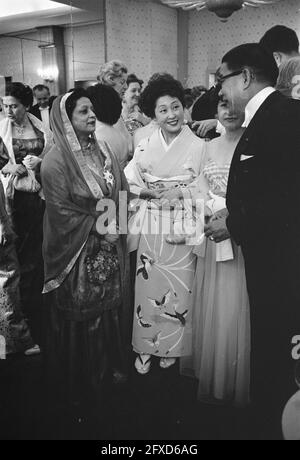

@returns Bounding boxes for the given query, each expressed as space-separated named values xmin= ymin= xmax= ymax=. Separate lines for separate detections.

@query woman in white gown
xmin=181 ymin=100 xmax=251 ymax=407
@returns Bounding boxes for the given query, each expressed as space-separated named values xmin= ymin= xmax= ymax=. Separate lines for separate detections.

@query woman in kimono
xmin=125 ymin=75 xmax=205 ymax=374
xmin=181 ymin=100 xmax=251 ymax=407
xmin=41 ymin=89 xmax=130 ymax=417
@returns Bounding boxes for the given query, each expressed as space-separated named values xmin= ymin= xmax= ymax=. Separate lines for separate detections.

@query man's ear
xmin=273 ymin=52 xmax=282 ymax=68
xmin=242 ymin=68 xmax=252 ymax=89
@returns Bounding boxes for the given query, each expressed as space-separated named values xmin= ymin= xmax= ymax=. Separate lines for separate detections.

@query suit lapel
xmin=233 ymin=91 xmax=282 ymax=162
xmin=227 ymin=91 xmax=283 ymax=202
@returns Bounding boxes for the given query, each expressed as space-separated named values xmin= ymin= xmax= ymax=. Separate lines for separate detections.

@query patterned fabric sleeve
xmin=0 ymin=137 xmax=9 ymax=170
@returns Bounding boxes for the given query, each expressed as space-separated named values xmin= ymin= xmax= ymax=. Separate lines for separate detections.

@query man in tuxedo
xmin=30 ymin=85 xmax=55 ymax=129
xmin=205 ymin=43 xmax=300 ymax=438
xmin=260 ymin=25 xmax=299 ymax=68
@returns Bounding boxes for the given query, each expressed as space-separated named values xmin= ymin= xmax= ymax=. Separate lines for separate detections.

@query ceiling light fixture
xmin=161 ymin=0 xmax=281 ymax=22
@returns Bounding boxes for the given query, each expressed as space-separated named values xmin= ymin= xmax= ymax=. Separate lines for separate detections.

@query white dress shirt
xmin=242 ymin=86 xmax=275 ymax=128
xmin=39 ymin=106 xmax=50 ymax=129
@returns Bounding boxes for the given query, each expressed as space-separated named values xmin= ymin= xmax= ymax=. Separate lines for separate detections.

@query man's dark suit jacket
xmin=30 ymin=96 xmax=56 ymax=122
xmin=226 ymin=90 xmax=300 ymax=429
xmin=227 ymin=90 xmax=300 ymax=248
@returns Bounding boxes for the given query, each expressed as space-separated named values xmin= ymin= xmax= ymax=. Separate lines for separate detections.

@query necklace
xmin=13 ymin=122 xmax=27 ymax=137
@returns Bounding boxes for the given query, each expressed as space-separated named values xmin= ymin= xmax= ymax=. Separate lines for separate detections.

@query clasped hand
xmin=1 ymin=163 xmax=28 ymax=178
xmin=140 ymin=188 xmax=183 ymax=208
xmin=204 ymin=208 xmax=230 ymax=243
xmin=22 ymin=155 xmax=41 ymax=170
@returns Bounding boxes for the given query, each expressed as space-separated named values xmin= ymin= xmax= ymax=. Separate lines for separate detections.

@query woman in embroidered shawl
xmin=0 ymin=83 xmax=53 ymax=347
xmin=41 ymin=90 xmax=130 ymax=416
xmin=125 ymin=75 xmax=205 ymax=374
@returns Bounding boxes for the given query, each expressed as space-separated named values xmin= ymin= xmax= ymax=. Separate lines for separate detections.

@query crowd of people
xmin=0 ymin=24 xmax=300 ymax=439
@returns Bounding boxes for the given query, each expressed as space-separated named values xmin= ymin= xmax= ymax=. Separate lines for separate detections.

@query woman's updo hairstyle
xmin=65 ymin=88 xmax=90 ymax=121
xmin=86 ymin=84 xmax=122 ymax=125
xmin=139 ymin=73 xmax=185 ymax=119
xmin=127 ymin=73 xmax=144 ymax=88
xmin=5 ymin=82 xmax=33 ymax=108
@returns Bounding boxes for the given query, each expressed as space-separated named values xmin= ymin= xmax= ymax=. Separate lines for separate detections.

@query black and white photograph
xmin=0 ymin=0 xmax=300 ymax=443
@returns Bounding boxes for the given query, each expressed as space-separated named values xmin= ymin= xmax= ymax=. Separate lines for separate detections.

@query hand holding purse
xmin=13 ymin=168 xmax=41 ymax=193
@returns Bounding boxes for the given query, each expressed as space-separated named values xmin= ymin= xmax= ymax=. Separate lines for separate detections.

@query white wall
xmin=105 ymin=0 xmax=178 ymax=82
xmin=0 ymin=32 xmax=42 ymax=87
xmin=187 ymin=0 xmax=300 ymax=87
xmin=0 ymin=22 xmax=105 ymax=93
xmin=1 ymin=0 xmax=300 ymax=92
xmin=150 ymin=1 xmax=178 ymax=78
xmin=64 ymin=22 xmax=105 ymax=90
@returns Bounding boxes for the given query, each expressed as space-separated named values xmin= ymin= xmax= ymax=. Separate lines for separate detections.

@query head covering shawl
xmin=42 ymin=92 xmax=129 ymax=292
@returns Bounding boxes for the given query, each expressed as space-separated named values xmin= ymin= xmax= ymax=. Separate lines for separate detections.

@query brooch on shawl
xmin=102 ymin=146 xmax=115 ymax=187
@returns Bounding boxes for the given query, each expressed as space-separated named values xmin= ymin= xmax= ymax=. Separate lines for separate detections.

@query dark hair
xmin=5 ymin=82 xmax=33 ymax=108
xmin=260 ymin=25 xmax=299 ymax=55
xmin=33 ymin=84 xmax=50 ymax=94
xmin=65 ymin=88 xmax=90 ymax=120
xmin=222 ymin=43 xmax=279 ymax=87
xmin=86 ymin=84 xmax=122 ymax=125
xmin=139 ymin=74 xmax=185 ymax=119
xmin=184 ymin=89 xmax=193 ymax=109
xmin=127 ymin=73 xmax=144 ymax=88
xmin=191 ymin=85 xmax=207 ymax=99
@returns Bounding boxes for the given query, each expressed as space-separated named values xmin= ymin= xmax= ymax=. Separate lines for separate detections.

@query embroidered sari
xmin=125 ymin=126 xmax=205 ymax=358
xmin=41 ymin=93 xmax=130 ymax=407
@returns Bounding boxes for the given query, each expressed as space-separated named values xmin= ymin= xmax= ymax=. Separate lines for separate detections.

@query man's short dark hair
xmin=33 ymin=84 xmax=50 ymax=93
xmin=260 ymin=25 xmax=299 ymax=55
xmin=222 ymin=43 xmax=279 ymax=87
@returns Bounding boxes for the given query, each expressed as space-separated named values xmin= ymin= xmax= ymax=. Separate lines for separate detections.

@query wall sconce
xmin=37 ymin=65 xmax=59 ymax=82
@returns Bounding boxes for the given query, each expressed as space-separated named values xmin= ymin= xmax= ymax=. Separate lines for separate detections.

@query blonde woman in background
xmin=276 ymin=56 xmax=300 ymax=99
xmin=97 ymin=60 xmax=133 ymax=162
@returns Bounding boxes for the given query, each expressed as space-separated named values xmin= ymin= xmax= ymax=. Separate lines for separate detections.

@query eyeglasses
xmin=217 ymin=70 xmax=243 ymax=86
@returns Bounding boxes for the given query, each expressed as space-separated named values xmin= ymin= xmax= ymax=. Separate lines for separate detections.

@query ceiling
xmin=0 ymin=0 xmax=104 ymax=35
